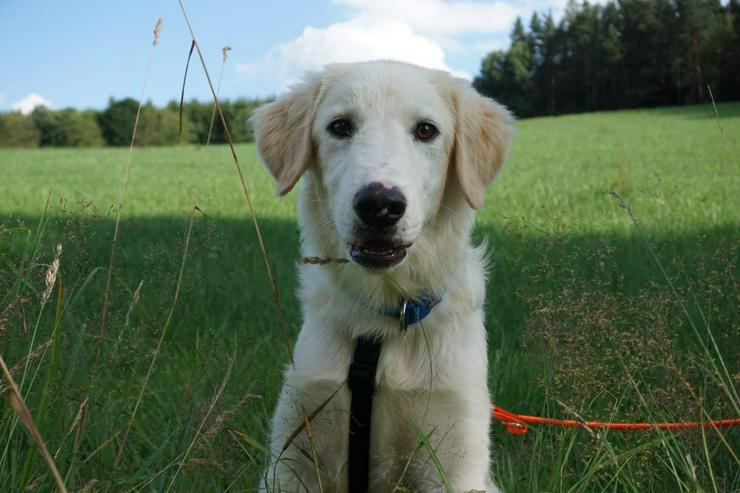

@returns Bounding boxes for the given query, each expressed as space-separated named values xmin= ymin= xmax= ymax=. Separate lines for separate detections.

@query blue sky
xmin=0 ymin=0 xmax=577 ymax=113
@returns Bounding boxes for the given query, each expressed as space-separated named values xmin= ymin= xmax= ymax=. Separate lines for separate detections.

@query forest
xmin=474 ymin=0 xmax=740 ymax=117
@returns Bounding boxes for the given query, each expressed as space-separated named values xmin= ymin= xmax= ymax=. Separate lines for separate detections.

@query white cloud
xmin=237 ymin=16 xmax=452 ymax=90
xmin=11 ymin=93 xmax=52 ymax=115
xmin=237 ymin=0 xmax=584 ymax=93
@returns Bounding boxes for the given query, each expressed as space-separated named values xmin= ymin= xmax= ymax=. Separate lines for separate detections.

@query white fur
xmin=252 ymin=61 xmax=513 ymax=493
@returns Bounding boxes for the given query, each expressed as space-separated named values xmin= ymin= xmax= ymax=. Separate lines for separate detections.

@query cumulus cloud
xmin=236 ymin=16 xmax=452 ymax=89
xmin=237 ymin=0 xmax=584 ymax=93
xmin=11 ymin=93 xmax=52 ymax=115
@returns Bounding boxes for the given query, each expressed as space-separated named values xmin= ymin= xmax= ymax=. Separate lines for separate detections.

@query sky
xmin=0 ymin=0 xmax=581 ymax=113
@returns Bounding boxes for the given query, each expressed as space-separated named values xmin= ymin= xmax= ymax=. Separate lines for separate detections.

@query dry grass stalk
xmin=41 ymin=244 xmax=62 ymax=305
xmin=193 ymin=393 xmax=260 ymax=454
xmin=23 ymin=476 xmax=42 ymax=492
xmin=685 ymin=453 xmax=698 ymax=483
xmin=55 ymin=396 xmax=89 ymax=459
xmin=0 ymin=339 xmax=52 ymax=395
xmin=165 ymin=355 xmax=235 ymax=492
xmin=0 ymin=305 xmax=9 ymax=337
xmin=706 ymin=83 xmax=734 ymax=167
xmin=206 ymin=46 xmax=232 ymax=147
xmin=76 ymin=479 xmax=98 ymax=493
xmin=0 ymin=295 xmax=21 ymax=336
xmin=176 ymin=4 xmax=325 ymax=487
xmin=97 ymin=17 xmax=162 ymax=366
xmin=299 ymin=256 xmax=349 ymax=265
xmin=706 ymin=85 xmax=724 ymax=137
xmin=153 ymin=18 xmax=162 ymax=46
xmin=123 ymin=279 xmax=144 ymax=328
xmin=557 ymin=399 xmax=597 ymax=439
xmin=20 ymin=300 xmax=28 ymax=336
xmin=0 ymin=353 xmax=68 ymax=493
xmin=183 ymin=458 xmax=227 ymax=475
xmin=177 ymin=0 xmax=293 ymax=363
xmin=80 ymin=429 xmax=122 ymax=465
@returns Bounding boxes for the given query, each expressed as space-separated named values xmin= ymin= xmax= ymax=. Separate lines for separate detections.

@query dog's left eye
xmin=328 ymin=118 xmax=353 ymax=138
xmin=415 ymin=122 xmax=438 ymax=142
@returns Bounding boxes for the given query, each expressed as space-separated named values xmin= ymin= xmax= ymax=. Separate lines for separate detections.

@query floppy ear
xmin=251 ymin=74 xmax=323 ymax=196
xmin=452 ymin=83 xmax=514 ymax=210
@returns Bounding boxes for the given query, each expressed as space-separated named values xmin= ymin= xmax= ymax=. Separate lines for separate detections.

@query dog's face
xmin=253 ymin=61 xmax=512 ymax=272
xmin=312 ymin=64 xmax=455 ymax=270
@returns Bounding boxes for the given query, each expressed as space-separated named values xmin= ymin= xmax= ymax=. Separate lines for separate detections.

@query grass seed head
xmin=153 ymin=18 xmax=162 ymax=46
xmin=41 ymin=244 xmax=62 ymax=305
xmin=124 ymin=279 xmax=144 ymax=328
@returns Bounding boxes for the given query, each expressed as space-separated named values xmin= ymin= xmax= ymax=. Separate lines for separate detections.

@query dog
xmin=252 ymin=60 xmax=513 ymax=493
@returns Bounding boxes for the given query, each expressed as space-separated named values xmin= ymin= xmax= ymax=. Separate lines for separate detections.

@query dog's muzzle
xmin=350 ymin=182 xmax=409 ymax=269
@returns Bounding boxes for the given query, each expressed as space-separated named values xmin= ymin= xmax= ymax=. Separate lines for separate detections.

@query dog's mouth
xmin=349 ymin=240 xmax=410 ymax=269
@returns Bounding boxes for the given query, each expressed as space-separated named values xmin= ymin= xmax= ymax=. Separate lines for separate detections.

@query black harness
xmin=347 ymin=336 xmax=382 ymax=493
xmin=346 ymin=294 xmax=441 ymax=492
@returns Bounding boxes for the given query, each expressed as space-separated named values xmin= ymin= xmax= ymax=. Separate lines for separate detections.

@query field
xmin=0 ymin=102 xmax=738 ymax=492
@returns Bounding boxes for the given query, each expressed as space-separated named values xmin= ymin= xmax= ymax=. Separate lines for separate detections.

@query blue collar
xmin=385 ymin=292 xmax=442 ymax=332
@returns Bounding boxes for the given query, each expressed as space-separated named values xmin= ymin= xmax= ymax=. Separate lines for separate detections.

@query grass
xmin=0 ymin=101 xmax=738 ymax=492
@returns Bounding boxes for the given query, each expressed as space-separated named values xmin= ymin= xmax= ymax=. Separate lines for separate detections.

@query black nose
xmin=353 ymin=182 xmax=406 ymax=229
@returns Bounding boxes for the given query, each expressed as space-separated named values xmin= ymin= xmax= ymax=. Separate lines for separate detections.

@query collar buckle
xmin=399 ymin=299 xmax=409 ymax=332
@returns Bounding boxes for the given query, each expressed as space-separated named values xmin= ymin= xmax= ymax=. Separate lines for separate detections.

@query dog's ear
xmin=452 ymin=83 xmax=514 ymax=210
xmin=251 ymin=74 xmax=323 ymax=196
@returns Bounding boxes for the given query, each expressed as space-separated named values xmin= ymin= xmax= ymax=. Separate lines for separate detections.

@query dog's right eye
xmin=328 ymin=119 xmax=353 ymax=138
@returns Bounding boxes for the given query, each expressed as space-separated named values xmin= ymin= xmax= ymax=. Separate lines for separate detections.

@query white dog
xmin=252 ymin=60 xmax=513 ymax=493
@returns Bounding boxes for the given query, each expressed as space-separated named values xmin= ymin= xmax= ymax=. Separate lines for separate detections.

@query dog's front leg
xmin=409 ymin=393 xmax=500 ymax=493
xmin=261 ymin=372 xmax=349 ymax=493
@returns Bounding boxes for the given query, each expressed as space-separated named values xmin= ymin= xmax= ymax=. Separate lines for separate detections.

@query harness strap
xmin=347 ymin=336 xmax=382 ymax=493
xmin=345 ymin=294 xmax=440 ymax=491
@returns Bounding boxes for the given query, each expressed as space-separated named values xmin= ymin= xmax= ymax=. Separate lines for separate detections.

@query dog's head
xmin=252 ymin=61 xmax=513 ymax=272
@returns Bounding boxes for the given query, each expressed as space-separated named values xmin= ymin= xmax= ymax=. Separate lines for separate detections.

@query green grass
xmin=0 ymin=102 xmax=738 ymax=492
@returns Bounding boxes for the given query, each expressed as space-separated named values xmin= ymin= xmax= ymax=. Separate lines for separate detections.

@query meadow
xmin=0 ymin=102 xmax=738 ymax=492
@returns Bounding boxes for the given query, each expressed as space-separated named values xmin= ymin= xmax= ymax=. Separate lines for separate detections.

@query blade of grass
xmin=179 ymin=41 xmax=195 ymax=141
xmin=706 ymin=84 xmax=735 ymax=168
xmin=0 ymin=353 xmax=68 ymax=493
xmin=279 ymin=385 xmax=341 ymax=455
xmin=398 ymin=411 xmax=453 ymax=493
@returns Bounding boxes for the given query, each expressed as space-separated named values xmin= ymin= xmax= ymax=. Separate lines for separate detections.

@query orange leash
xmin=492 ymin=404 xmax=740 ymax=435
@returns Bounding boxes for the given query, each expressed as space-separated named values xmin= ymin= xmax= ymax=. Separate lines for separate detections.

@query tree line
xmin=0 ymin=97 xmax=270 ymax=148
xmin=474 ymin=0 xmax=740 ymax=117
